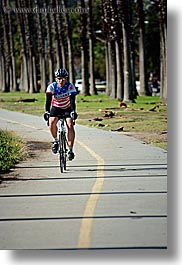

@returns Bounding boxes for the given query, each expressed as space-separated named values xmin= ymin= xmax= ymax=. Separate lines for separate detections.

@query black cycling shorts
xmin=50 ymin=106 xmax=72 ymax=118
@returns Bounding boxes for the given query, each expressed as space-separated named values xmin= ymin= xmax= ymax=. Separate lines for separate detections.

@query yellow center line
xmin=0 ymin=116 xmax=105 ymax=248
xmin=0 ymin=117 xmax=48 ymax=132
xmin=76 ymin=140 xmax=105 ymax=248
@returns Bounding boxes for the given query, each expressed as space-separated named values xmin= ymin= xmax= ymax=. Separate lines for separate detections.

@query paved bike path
xmin=0 ymin=109 xmax=167 ymax=249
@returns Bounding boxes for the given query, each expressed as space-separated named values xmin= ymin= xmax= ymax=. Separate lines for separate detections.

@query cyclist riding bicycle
xmin=44 ymin=68 xmax=77 ymax=160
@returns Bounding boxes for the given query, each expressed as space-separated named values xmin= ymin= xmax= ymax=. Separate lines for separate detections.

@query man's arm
xmin=69 ymin=83 xmax=77 ymax=111
xmin=70 ymin=94 xmax=76 ymax=111
xmin=45 ymin=93 xmax=52 ymax=112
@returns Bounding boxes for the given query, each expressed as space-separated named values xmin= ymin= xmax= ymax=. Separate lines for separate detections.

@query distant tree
xmin=100 ymin=0 xmax=110 ymax=95
xmin=16 ymin=0 xmax=29 ymax=92
xmin=118 ymin=0 xmax=134 ymax=102
xmin=35 ymin=0 xmax=46 ymax=91
xmin=0 ymin=13 xmax=6 ymax=91
xmin=44 ymin=0 xmax=54 ymax=83
xmin=7 ymin=0 xmax=17 ymax=91
xmin=61 ymin=0 xmax=75 ymax=84
xmin=158 ymin=0 xmax=167 ymax=102
xmin=78 ymin=0 xmax=90 ymax=95
xmin=55 ymin=0 xmax=66 ymax=69
xmin=109 ymin=0 xmax=117 ymax=99
xmin=22 ymin=0 xmax=38 ymax=93
xmin=101 ymin=0 xmax=116 ymax=98
xmin=0 ymin=0 xmax=10 ymax=92
xmin=26 ymin=0 xmax=38 ymax=93
xmin=128 ymin=0 xmax=137 ymax=99
xmin=114 ymin=0 xmax=124 ymax=100
xmin=88 ymin=0 xmax=97 ymax=95
xmin=136 ymin=0 xmax=148 ymax=96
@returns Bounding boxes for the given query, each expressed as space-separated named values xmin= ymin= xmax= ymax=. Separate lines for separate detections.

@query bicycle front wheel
xmin=59 ymin=131 xmax=67 ymax=173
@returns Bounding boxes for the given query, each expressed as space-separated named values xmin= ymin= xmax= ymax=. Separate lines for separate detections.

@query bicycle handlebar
xmin=57 ymin=113 xmax=75 ymax=125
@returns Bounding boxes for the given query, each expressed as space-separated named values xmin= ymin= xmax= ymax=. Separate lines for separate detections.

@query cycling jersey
xmin=46 ymin=81 xmax=77 ymax=109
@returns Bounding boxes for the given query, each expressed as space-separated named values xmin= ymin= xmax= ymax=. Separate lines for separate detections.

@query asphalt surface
xmin=0 ymin=109 xmax=167 ymax=250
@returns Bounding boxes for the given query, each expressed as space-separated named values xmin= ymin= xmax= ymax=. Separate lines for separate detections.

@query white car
xmin=75 ymin=79 xmax=106 ymax=92
xmin=75 ymin=79 xmax=82 ymax=92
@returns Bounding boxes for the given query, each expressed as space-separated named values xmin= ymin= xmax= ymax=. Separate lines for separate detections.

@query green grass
xmin=0 ymin=130 xmax=27 ymax=173
xmin=0 ymin=91 xmax=167 ymax=150
xmin=0 ymin=91 xmax=45 ymax=116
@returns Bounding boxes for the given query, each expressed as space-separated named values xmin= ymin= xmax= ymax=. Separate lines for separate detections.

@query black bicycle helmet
xmin=54 ymin=68 xmax=68 ymax=78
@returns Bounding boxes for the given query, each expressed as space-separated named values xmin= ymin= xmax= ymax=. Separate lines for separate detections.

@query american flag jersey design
xmin=46 ymin=81 xmax=77 ymax=109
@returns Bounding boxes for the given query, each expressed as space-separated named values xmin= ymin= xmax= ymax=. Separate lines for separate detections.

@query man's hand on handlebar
xmin=44 ymin=111 xmax=50 ymax=121
xmin=70 ymin=111 xmax=78 ymax=121
xmin=44 ymin=111 xmax=50 ymax=126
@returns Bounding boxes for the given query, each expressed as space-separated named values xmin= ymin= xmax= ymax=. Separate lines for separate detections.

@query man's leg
xmin=66 ymin=117 xmax=75 ymax=160
xmin=49 ymin=117 xmax=58 ymax=139
xmin=66 ymin=117 xmax=75 ymax=147
xmin=49 ymin=117 xmax=59 ymax=154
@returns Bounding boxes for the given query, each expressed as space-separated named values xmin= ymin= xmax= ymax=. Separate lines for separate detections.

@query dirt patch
xmin=0 ymin=175 xmax=19 ymax=186
xmin=27 ymin=141 xmax=51 ymax=151
xmin=125 ymin=131 xmax=167 ymax=148
xmin=26 ymin=141 xmax=51 ymax=158
xmin=0 ymin=141 xmax=52 ymax=185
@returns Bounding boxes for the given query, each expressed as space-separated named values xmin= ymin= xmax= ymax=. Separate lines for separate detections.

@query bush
xmin=0 ymin=130 xmax=26 ymax=173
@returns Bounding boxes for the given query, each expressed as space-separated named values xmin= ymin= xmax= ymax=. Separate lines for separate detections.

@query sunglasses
xmin=57 ymin=77 xmax=66 ymax=81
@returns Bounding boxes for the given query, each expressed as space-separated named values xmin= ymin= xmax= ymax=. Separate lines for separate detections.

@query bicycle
xmin=44 ymin=111 xmax=76 ymax=173
xmin=58 ymin=112 xmax=76 ymax=173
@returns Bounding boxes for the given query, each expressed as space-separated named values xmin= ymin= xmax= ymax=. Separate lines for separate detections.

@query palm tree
xmin=78 ymin=0 xmax=90 ymax=95
xmin=35 ymin=0 xmax=47 ymax=92
xmin=44 ymin=0 xmax=54 ymax=83
xmin=114 ymin=0 xmax=124 ymax=100
xmin=158 ymin=0 xmax=167 ymax=103
xmin=109 ymin=0 xmax=117 ymax=99
xmin=23 ymin=0 xmax=37 ymax=93
xmin=88 ymin=0 xmax=97 ymax=95
xmin=55 ymin=0 xmax=66 ymax=69
xmin=16 ymin=0 xmax=29 ymax=92
xmin=61 ymin=0 xmax=75 ymax=84
xmin=0 ymin=34 xmax=6 ymax=91
xmin=0 ymin=0 xmax=9 ymax=92
xmin=136 ymin=0 xmax=148 ymax=96
xmin=101 ymin=0 xmax=116 ymax=97
xmin=101 ymin=0 xmax=124 ymax=100
xmin=7 ymin=0 xmax=17 ymax=91
xmin=118 ymin=0 xmax=134 ymax=102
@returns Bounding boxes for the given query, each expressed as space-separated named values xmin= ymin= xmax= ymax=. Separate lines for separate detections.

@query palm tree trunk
xmin=1 ymin=0 xmax=11 ymax=91
xmin=0 ymin=5 xmax=7 ymax=91
xmin=122 ymin=22 xmax=132 ymax=101
xmin=23 ymin=0 xmax=36 ymax=93
xmin=78 ymin=0 xmax=90 ymax=95
xmin=115 ymin=39 xmax=123 ymax=100
xmin=137 ymin=0 xmax=148 ymax=96
xmin=44 ymin=1 xmax=54 ymax=83
xmin=159 ymin=0 xmax=167 ymax=103
xmin=0 ymin=55 xmax=6 ymax=92
xmin=110 ymin=40 xmax=117 ymax=98
xmin=7 ymin=0 xmax=17 ymax=91
xmin=105 ymin=42 xmax=110 ymax=96
xmin=119 ymin=0 xmax=134 ymax=102
xmin=62 ymin=0 xmax=75 ymax=84
xmin=88 ymin=0 xmax=97 ymax=95
xmin=16 ymin=0 xmax=29 ymax=92
xmin=55 ymin=0 xmax=65 ymax=68
xmin=35 ymin=0 xmax=46 ymax=92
